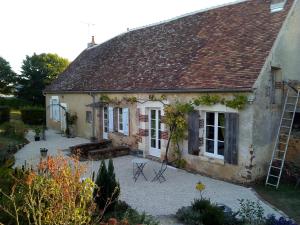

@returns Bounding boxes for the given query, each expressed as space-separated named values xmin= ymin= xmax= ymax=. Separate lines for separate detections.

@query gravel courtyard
xmin=14 ymin=129 xmax=282 ymax=218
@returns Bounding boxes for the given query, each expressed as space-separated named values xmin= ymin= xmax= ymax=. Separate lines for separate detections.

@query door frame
xmin=149 ymin=108 xmax=161 ymax=157
xmin=60 ymin=103 xmax=67 ymax=132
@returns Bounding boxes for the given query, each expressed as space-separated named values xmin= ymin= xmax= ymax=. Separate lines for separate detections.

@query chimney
xmin=87 ymin=36 xmax=97 ymax=48
xmin=270 ymin=0 xmax=287 ymax=13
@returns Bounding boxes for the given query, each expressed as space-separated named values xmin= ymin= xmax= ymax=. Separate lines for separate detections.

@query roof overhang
xmin=44 ymin=87 xmax=253 ymax=95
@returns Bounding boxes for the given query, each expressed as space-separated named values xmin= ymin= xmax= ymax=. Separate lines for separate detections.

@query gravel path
xmin=15 ymin=129 xmax=282 ymax=219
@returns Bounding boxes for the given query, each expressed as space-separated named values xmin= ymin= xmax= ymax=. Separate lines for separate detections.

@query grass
xmin=254 ymin=182 xmax=300 ymax=223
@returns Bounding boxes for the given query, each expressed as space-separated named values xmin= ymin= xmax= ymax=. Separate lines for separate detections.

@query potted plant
xmin=66 ymin=112 xmax=77 ymax=138
xmin=34 ymin=128 xmax=41 ymax=141
xmin=40 ymin=148 xmax=48 ymax=157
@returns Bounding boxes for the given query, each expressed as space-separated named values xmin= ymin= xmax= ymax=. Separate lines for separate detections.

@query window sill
xmin=112 ymin=131 xmax=128 ymax=137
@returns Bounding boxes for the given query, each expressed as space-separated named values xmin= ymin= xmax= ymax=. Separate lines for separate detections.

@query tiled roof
xmin=45 ymin=0 xmax=293 ymax=93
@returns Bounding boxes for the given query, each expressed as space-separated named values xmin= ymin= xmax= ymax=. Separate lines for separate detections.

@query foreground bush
xmin=176 ymin=197 xmax=299 ymax=225
xmin=265 ymin=215 xmax=298 ymax=225
xmin=94 ymin=159 xmax=120 ymax=211
xmin=102 ymin=201 xmax=159 ymax=225
xmin=0 ymin=155 xmax=96 ymax=225
xmin=20 ymin=107 xmax=45 ymax=125
xmin=1 ymin=121 xmax=27 ymax=139
xmin=0 ymin=106 xmax=10 ymax=124
xmin=176 ymin=198 xmax=225 ymax=225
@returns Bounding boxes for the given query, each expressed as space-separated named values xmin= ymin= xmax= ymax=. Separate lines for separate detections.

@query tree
xmin=16 ymin=53 xmax=69 ymax=105
xmin=93 ymin=159 xmax=120 ymax=211
xmin=0 ymin=56 xmax=17 ymax=95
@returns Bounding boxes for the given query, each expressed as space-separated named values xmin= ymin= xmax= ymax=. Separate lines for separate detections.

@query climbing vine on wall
xmin=163 ymin=102 xmax=194 ymax=163
xmin=193 ymin=94 xmax=248 ymax=110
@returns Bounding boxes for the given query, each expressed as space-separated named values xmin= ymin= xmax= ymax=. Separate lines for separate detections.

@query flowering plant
xmin=195 ymin=181 xmax=205 ymax=198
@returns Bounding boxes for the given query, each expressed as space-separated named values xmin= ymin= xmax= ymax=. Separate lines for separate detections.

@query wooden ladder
xmin=265 ymin=85 xmax=299 ymax=189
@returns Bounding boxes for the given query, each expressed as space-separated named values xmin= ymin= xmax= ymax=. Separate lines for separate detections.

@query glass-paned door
xmin=205 ymin=112 xmax=225 ymax=159
xmin=103 ymin=107 xmax=109 ymax=139
xmin=149 ymin=109 xmax=161 ymax=157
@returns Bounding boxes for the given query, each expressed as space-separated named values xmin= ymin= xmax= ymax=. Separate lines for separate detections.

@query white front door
xmin=103 ymin=107 xmax=109 ymax=139
xmin=60 ymin=103 xmax=67 ymax=132
xmin=149 ymin=109 xmax=161 ymax=157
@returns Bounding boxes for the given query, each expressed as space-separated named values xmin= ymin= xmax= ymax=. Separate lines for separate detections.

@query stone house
xmin=44 ymin=0 xmax=300 ymax=183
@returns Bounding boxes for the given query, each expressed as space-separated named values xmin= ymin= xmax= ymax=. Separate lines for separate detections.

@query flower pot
xmin=40 ymin=148 xmax=48 ymax=157
xmin=35 ymin=136 xmax=40 ymax=141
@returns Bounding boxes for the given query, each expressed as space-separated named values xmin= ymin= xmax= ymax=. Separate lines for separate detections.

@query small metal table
xmin=132 ymin=158 xmax=148 ymax=182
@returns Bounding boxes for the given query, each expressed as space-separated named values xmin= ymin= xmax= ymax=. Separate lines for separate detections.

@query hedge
xmin=0 ymin=97 xmax=32 ymax=109
xmin=0 ymin=106 xmax=10 ymax=124
xmin=20 ymin=107 xmax=46 ymax=125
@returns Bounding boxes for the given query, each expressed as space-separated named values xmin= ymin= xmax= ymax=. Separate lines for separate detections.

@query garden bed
xmin=70 ymin=140 xmax=130 ymax=160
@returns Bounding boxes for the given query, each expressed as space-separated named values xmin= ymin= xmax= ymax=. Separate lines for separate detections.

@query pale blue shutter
xmin=50 ymin=98 xmax=53 ymax=119
xmin=108 ymin=107 xmax=114 ymax=132
xmin=123 ymin=108 xmax=129 ymax=135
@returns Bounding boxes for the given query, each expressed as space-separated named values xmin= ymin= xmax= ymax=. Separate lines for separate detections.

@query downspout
xmin=89 ymin=92 xmax=96 ymax=141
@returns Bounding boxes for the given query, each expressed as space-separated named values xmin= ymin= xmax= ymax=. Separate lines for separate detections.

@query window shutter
xmin=113 ymin=108 xmax=118 ymax=131
xmin=123 ymin=108 xmax=129 ymax=135
xmin=50 ymin=98 xmax=53 ymax=119
xmin=224 ymin=113 xmax=239 ymax=165
xmin=108 ymin=107 xmax=114 ymax=132
xmin=188 ymin=110 xmax=200 ymax=155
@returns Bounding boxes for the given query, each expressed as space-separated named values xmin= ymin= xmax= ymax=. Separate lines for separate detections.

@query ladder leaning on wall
xmin=265 ymin=84 xmax=300 ymax=189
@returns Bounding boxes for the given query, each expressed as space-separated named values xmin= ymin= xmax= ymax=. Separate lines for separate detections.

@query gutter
xmin=44 ymin=87 xmax=253 ymax=95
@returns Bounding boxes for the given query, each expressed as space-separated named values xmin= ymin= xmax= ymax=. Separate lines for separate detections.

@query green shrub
xmin=20 ymin=107 xmax=45 ymax=125
xmin=176 ymin=199 xmax=224 ymax=225
xmin=176 ymin=206 xmax=203 ymax=225
xmin=2 ymin=121 xmax=27 ymax=139
xmin=0 ymin=97 xmax=32 ymax=109
xmin=93 ymin=159 xmax=120 ymax=211
xmin=0 ymin=106 xmax=10 ymax=124
xmin=192 ymin=199 xmax=224 ymax=225
xmin=237 ymin=199 xmax=265 ymax=225
xmin=102 ymin=201 xmax=159 ymax=225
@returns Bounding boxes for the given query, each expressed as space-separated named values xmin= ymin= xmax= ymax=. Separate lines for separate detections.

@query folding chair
xmin=152 ymin=160 xmax=167 ymax=183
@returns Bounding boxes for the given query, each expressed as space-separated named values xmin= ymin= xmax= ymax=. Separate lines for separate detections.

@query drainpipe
xmin=89 ymin=92 xmax=96 ymax=141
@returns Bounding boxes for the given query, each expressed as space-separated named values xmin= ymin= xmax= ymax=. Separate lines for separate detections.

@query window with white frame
xmin=50 ymin=96 xmax=60 ymax=121
xmin=205 ymin=112 xmax=225 ymax=158
xmin=118 ymin=108 xmax=123 ymax=132
xmin=86 ymin=111 xmax=92 ymax=123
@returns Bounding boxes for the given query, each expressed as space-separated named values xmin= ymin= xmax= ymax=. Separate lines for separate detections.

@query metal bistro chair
xmin=152 ymin=160 xmax=167 ymax=183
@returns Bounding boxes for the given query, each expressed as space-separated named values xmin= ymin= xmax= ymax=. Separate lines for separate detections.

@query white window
xmin=86 ymin=111 xmax=92 ymax=123
xmin=108 ymin=107 xmax=114 ymax=132
xmin=118 ymin=107 xmax=129 ymax=135
xmin=50 ymin=96 xmax=60 ymax=121
xmin=205 ymin=112 xmax=225 ymax=159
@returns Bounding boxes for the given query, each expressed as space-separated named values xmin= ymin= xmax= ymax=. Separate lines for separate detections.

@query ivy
xmin=224 ymin=95 xmax=248 ymax=110
xmin=99 ymin=94 xmax=111 ymax=103
xmin=193 ymin=94 xmax=247 ymax=110
xmin=123 ymin=96 xmax=138 ymax=104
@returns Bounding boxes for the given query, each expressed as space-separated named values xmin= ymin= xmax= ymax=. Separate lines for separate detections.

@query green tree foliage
xmin=16 ymin=53 xmax=69 ymax=105
xmin=93 ymin=159 xmax=120 ymax=211
xmin=0 ymin=56 xmax=17 ymax=95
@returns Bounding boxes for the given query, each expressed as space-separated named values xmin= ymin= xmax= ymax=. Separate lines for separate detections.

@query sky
xmin=0 ymin=0 xmax=236 ymax=73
